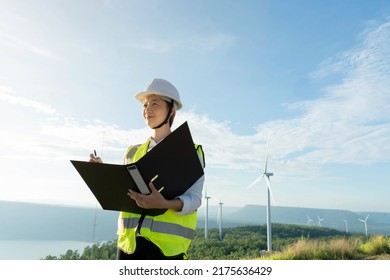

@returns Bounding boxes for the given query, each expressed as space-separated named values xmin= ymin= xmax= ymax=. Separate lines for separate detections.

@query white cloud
xmin=0 ymin=87 xmax=56 ymax=114
xmin=38 ymin=118 xmax=150 ymax=163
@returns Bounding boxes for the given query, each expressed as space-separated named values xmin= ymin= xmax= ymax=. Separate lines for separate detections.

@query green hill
xmin=43 ymin=223 xmax=359 ymax=260
xmin=188 ymin=224 xmax=350 ymax=259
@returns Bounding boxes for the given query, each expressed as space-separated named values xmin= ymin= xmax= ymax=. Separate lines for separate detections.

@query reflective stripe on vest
xmin=122 ymin=217 xmax=195 ymax=239
xmin=117 ymin=140 xmax=204 ymax=257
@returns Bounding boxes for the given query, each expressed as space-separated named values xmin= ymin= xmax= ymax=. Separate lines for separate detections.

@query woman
xmin=90 ymin=78 xmax=205 ymax=259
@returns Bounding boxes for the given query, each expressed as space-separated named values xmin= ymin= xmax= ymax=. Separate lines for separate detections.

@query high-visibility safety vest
xmin=117 ymin=140 xmax=205 ymax=257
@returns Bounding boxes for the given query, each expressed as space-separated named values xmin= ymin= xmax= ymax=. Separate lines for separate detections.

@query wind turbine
xmin=217 ymin=200 xmax=224 ymax=241
xmin=247 ymin=138 xmax=275 ymax=252
xmin=317 ymin=215 xmax=324 ymax=227
xmin=306 ymin=215 xmax=313 ymax=226
xmin=358 ymin=215 xmax=369 ymax=236
xmin=204 ymin=185 xmax=211 ymax=239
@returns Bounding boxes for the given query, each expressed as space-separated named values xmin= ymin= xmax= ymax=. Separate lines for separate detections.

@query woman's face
xmin=142 ymin=94 xmax=169 ymax=128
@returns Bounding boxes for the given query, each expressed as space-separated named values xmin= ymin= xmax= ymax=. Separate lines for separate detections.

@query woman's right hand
xmin=89 ymin=153 xmax=103 ymax=163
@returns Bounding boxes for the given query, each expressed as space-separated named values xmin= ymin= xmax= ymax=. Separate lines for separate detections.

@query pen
xmin=150 ymin=175 xmax=163 ymax=192
xmin=151 ymin=174 xmax=158 ymax=183
xmin=93 ymin=149 xmax=97 ymax=157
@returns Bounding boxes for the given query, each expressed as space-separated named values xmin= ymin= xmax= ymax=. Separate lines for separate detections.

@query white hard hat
xmin=135 ymin=78 xmax=183 ymax=110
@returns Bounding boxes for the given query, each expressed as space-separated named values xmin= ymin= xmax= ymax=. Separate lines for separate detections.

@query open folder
xmin=70 ymin=122 xmax=204 ymax=216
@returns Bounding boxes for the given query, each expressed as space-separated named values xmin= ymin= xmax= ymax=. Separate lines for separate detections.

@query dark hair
xmin=165 ymin=100 xmax=176 ymax=127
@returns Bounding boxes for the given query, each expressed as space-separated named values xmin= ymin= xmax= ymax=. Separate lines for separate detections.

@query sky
xmin=1 ymin=0 xmax=390 ymax=213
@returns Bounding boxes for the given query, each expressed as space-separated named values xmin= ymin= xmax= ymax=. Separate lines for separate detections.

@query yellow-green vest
xmin=117 ymin=140 xmax=205 ymax=257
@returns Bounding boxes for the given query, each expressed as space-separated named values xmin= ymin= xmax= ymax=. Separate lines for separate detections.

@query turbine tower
xmin=306 ymin=215 xmax=313 ymax=226
xmin=92 ymin=131 xmax=105 ymax=259
xmin=358 ymin=215 xmax=369 ymax=236
xmin=90 ymin=206 xmax=98 ymax=259
xmin=217 ymin=200 xmax=223 ymax=241
xmin=317 ymin=215 xmax=324 ymax=227
xmin=343 ymin=219 xmax=348 ymax=233
xmin=204 ymin=185 xmax=211 ymax=239
xmin=247 ymin=138 xmax=275 ymax=252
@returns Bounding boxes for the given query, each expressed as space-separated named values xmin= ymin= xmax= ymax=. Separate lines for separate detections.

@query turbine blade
xmin=247 ymin=174 xmax=264 ymax=189
xmin=264 ymin=136 xmax=270 ymax=172
xmin=265 ymin=175 xmax=276 ymax=206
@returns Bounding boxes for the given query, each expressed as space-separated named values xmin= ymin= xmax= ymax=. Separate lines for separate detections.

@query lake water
xmin=0 ymin=240 xmax=94 ymax=260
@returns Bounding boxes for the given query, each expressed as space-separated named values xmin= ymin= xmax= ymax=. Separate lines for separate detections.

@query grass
xmin=258 ymin=235 xmax=390 ymax=260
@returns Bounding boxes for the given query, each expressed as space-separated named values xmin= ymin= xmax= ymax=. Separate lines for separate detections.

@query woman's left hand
xmin=127 ymin=181 xmax=167 ymax=209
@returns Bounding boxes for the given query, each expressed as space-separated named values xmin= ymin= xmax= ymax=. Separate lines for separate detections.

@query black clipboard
xmin=70 ymin=122 xmax=204 ymax=215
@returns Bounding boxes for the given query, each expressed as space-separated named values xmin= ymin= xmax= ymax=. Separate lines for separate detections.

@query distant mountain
xmin=1 ymin=201 xmax=389 ymax=242
xmin=0 ymin=200 xmax=117 ymax=242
